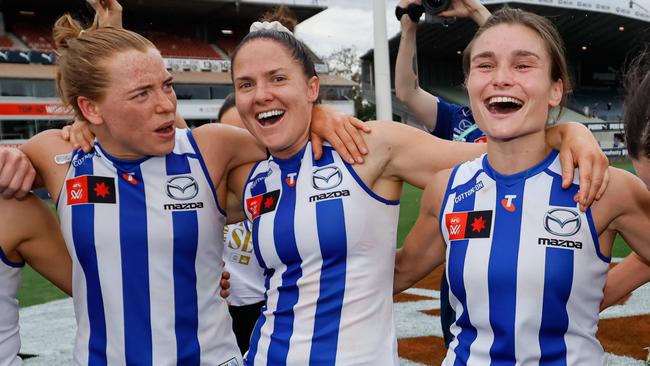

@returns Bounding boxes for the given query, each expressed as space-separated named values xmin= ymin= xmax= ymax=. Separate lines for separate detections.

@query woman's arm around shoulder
xmin=394 ymin=168 xmax=452 ymax=294
xmin=365 ymin=120 xmax=485 ymax=189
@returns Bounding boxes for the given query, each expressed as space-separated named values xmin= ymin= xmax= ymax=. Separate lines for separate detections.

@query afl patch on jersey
xmin=445 ymin=210 xmax=492 ymax=240
xmin=246 ymin=189 xmax=280 ymax=220
xmin=66 ymin=175 xmax=116 ymax=205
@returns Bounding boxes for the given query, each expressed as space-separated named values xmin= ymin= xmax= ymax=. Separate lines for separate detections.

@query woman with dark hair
xmin=395 ymin=8 xmax=650 ymax=365
xmin=222 ymin=19 xmax=608 ymax=365
xmin=599 ymin=50 xmax=650 ymax=309
xmin=0 ymin=6 xmax=371 ymax=364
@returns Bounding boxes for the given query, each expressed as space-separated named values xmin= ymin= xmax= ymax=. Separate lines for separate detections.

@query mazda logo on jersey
xmin=543 ymin=208 xmax=581 ymax=237
xmin=312 ymin=166 xmax=342 ymax=190
xmin=166 ymin=176 xmax=198 ymax=200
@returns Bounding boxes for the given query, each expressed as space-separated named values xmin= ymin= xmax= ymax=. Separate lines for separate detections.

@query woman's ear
xmin=307 ymin=76 xmax=320 ymax=103
xmin=548 ymin=78 xmax=564 ymax=107
xmin=77 ymin=96 xmax=104 ymax=126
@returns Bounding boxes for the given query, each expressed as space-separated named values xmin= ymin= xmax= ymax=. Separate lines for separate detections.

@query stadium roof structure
xmin=2 ymin=0 xmax=326 ymax=25
xmin=362 ymin=0 xmax=650 ymax=67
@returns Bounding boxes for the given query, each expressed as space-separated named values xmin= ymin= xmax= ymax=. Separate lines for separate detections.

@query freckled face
xmin=94 ymin=47 xmax=177 ymax=159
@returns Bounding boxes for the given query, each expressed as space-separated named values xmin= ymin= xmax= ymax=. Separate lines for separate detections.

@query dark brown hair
xmin=623 ymin=49 xmax=650 ymax=159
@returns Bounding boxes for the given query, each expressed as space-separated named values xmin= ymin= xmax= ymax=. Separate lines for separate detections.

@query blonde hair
xmin=53 ymin=14 xmax=155 ymax=118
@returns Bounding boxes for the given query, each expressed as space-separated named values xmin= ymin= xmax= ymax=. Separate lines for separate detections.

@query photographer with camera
xmin=394 ymin=0 xmax=491 ymax=349
xmin=395 ymin=0 xmax=490 ymax=142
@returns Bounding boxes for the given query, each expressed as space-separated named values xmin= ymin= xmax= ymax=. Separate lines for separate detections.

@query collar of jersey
xmin=482 ymin=149 xmax=558 ymax=185
xmin=95 ymin=141 xmax=153 ymax=169
xmin=269 ymin=142 xmax=308 ymax=171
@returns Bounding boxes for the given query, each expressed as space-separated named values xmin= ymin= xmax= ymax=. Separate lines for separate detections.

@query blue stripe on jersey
xmin=487 ymin=181 xmax=525 ymax=366
xmin=447 ymin=172 xmax=479 ymax=366
xmin=172 ymin=211 xmax=201 ymax=365
xmin=538 ymin=173 xmax=576 ymax=365
xmin=267 ymin=153 xmax=303 ymax=364
xmin=118 ymin=165 xmax=153 ymax=365
xmin=71 ymin=156 xmax=108 ymax=366
xmin=165 ymin=151 xmax=202 ymax=364
xmin=309 ymin=148 xmax=347 ymax=365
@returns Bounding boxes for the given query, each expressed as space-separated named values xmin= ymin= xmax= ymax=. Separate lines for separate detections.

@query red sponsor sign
xmin=0 ymin=103 xmax=72 ymax=116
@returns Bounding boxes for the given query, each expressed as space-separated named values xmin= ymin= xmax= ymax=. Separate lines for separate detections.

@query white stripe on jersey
xmin=57 ymin=129 xmax=240 ymax=366
xmin=243 ymin=142 xmax=400 ymax=366
xmin=0 ymin=248 xmax=23 ymax=366
xmin=440 ymin=151 xmax=608 ymax=366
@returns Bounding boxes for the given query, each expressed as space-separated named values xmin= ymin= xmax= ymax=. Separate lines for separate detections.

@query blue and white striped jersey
xmin=0 ymin=247 xmax=23 ymax=366
xmin=57 ymin=129 xmax=241 ymax=366
xmin=440 ymin=150 xmax=609 ymax=366
xmin=243 ymin=142 xmax=400 ymax=366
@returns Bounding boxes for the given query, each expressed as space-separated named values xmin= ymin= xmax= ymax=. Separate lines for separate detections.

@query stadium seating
xmin=570 ymin=89 xmax=623 ymax=122
xmin=216 ymin=37 xmax=239 ymax=56
xmin=141 ymin=31 xmax=221 ymax=59
xmin=12 ymin=23 xmax=55 ymax=52
xmin=0 ymin=35 xmax=14 ymax=49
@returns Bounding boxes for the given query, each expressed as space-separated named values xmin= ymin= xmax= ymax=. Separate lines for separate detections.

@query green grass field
xmin=17 ymin=159 xmax=637 ymax=307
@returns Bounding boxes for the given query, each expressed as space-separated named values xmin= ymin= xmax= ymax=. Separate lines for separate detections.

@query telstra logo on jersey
xmin=501 ymin=194 xmax=517 ymax=212
xmin=286 ymin=172 xmax=297 ymax=188
xmin=312 ymin=166 xmax=342 ymax=190
xmin=166 ymin=176 xmax=198 ymax=200
xmin=543 ymin=208 xmax=581 ymax=236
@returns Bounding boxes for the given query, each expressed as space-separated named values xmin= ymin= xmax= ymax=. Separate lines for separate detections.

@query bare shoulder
xmin=593 ymin=166 xmax=650 ymax=217
xmin=22 ymin=129 xmax=73 ymax=160
xmin=192 ymin=124 xmax=264 ymax=169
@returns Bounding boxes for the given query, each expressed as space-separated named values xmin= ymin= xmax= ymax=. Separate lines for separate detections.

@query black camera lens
xmin=422 ymin=0 xmax=451 ymax=14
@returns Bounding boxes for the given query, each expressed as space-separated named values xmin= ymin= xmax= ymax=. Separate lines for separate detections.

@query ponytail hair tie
xmin=249 ymin=21 xmax=292 ymax=35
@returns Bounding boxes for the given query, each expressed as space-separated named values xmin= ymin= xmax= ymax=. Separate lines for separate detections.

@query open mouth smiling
xmin=485 ymin=96 xmax=524 ymax=115
xmin=256 ymin=109 xmax=285 ymax=126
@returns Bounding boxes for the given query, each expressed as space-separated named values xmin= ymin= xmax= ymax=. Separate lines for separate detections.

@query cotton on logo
xmin=501 ymin=194 xmax=517 ymax=212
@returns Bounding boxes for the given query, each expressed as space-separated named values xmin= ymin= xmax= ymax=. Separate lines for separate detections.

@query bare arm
xmin=0 ymin=196 xmax=72 ymax=295
xmin=224 ymin=162 xmax=255 ymax=225
xmin=601 ymin=253 xmax=650 ymax=310
xmin=395 ymin=0 xmax=439 ymax=131
xmin=375 ymin=121 xmax=485 ymax=189
xmin=602 ymin=168 xmax=650 ymax=263
xmin=15 ymin=196 xmax=72 ymax=295
xmin=546 ymin=122 xmax=609 ymax=210
xmin=394 ymin=170 xmax=450 ymax=293
xmin=394 ymin=0 xmax=490 ymax=131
